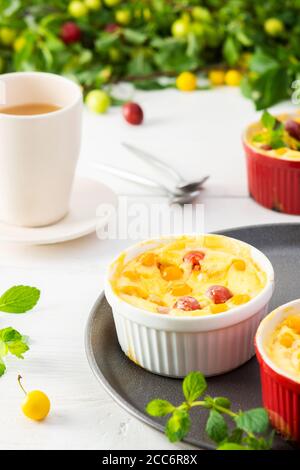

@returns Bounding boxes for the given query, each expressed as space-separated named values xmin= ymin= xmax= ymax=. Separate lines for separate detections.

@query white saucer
xmin=0 ymin=177 xmax=117 ymax=245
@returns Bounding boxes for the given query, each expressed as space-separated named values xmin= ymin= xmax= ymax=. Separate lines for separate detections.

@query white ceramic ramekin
xmin=105 ymin=235 xmax=274 ymax=377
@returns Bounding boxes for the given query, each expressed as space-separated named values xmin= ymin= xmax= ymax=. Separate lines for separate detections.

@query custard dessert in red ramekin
xmin=243 ymin=111 xmax=300 ymax=215
xmin=255 ymin=299 xmax=300 ymax=443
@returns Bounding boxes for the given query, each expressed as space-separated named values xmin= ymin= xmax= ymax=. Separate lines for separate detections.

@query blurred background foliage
xmin=1 ymin=0 xmax=300 ymax=109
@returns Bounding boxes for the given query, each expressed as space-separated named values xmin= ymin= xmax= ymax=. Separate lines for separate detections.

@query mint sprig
xmin=0 ymin=327 xmax=29 ymax=377
xmin=146 ymin=371 xmax=273 ymax=450
xmin=0 ymin=285 xmax=40 ymax=376
xmin=260 ymin=110 xmax=285 ymax=149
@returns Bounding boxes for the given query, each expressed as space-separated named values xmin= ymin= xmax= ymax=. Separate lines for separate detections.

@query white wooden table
xmin=0 ymin=88 xmax=298 ymax=450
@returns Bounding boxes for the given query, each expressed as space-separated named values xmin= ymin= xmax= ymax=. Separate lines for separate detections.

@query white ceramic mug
xmin=0 ymin=72 xmax=82 ymax=227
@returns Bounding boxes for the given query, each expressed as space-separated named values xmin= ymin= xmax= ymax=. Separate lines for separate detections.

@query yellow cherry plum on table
xmin=18 ymin=375 xmax=50 ymax=421
xmin=209 ymin=70 xmax=225 ymax=86
xmin=85 ymin=90 xmax=110 ymax=114
xmin=224 ymin=70 xmax=242 ymax=87
xmin=176 ymin=72 xmax=197 ymax=92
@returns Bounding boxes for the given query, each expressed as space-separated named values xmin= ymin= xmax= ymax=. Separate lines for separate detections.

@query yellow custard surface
xmin=110 ymin=235 xmax=267 ymax=316
xmin=247 ymin=114 xmax=300 ymax=161
xmin=266 ymin=312 xmax=300 ymax=380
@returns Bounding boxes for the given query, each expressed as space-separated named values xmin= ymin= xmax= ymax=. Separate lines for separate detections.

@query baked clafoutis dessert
xmin=110 ymin=234 xmax=267 ymax=317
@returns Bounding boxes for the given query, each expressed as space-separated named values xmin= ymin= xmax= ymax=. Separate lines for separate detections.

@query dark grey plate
xmin=85 ymin=224 xmax=300 ymax=450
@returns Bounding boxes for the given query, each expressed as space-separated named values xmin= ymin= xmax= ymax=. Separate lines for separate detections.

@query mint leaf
xmin=182 ymin=371 xmax=207 ymax=403
xmin=7 ymin=339 xmax=29 ymax=359
xmin=252 ymin=134 xmax=266 ymax=143
xmin=0 ymin=285 xmax=40 ymax=313
xmin=0 ymin=360 xmax=6 ymax=377
xmin=270 ymin=125 xmax=285 ymax=149
xmin=243 ymin=435 xmax=272 ymax=450
xmin=146 ymin=399 xmax=174 ymax=417
xmin=235 ymin=408 xmax=269 ymax=434
xmin=217 ymin=443 xmax=249 ymax=450
xmin=0 ymin=326 xmax=22 ymax=342
xmin=228 ymin=428 xmax=243 ymax=444
xmin=261 ymin=110 xmax=276 ymax=130
xmin=0 ymin=327 xmax=29 ymax=376
xmin=165 ymin=410 xmax=191 ymax=443
xmin=206 ymin=410 xmax=228 ymax=444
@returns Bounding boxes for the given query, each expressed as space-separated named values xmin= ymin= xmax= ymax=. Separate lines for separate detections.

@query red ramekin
xmin=243 ymin=122 xmax=300 ymax=215
xmin=255 ymin=299 xmax=300 ymax=443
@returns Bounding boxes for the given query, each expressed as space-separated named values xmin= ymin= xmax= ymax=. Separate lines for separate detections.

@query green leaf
xmin=235 ymin=30 xmax=253 ymax=47
xmin=240 ymin=75 xmax=253 ymax=100
xmin=95 ymin=33 xmax=119 ymax=52
xmin=243 ymin=435 xmax=273 ymax=450
xmin=0 ymin=326 xmax=29 ymax=376
xmin=251 ymin=68 xmax=290 ymax=110
xmin=0 ymin=326 xmax=22 ymax=342
xmin=146 ymin=399 xmax=175 ymax=417
xmin=153 ymin=41 xmax=199 ymax=73
xmin=0 ymin=285 xmax=40 ymax=313
xmin=123 ymin=29 xmax=147 ymax=45
xmin=134 ymin=79 xmax=173 ymax=90
xmin=0 ymin=359 xmax=6 ymax=377
xmin=223 ymin=36 xmax=239 ymax=66
xmin=186 ymin=33 xmax=199 ymax=58
xmin=205 ymin=410 xmax=228 ymax=444
xmin=261 ymin=110 xmax=276 ymax=130
xmin=235 ymin=408 xmax=269 ymax=434
xmin=127 ymin=51 xmax=153 ymax=77
xmin=7 ymin=339 xmax=29 ymax=359
xmin=182 ymin=371 xmax=207 ymax=403
xmin=228 ymin=428 xmax=243 ymax=444
xmin=217 ymin=442 xmax=249 ymax=450
xmin=250 ymin=50 xmax=279 ymax=75
xmin=252 ymin=134 xmax=266 ymax=143
xmin=165 ymin=410 xmax=191 ymax=443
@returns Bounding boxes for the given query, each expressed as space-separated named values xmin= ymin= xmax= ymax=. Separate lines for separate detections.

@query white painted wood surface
xmin=0 ymin=88 xmax=298 ymax=450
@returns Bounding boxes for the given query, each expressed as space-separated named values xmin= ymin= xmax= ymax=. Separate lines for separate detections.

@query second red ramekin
xmin=255 ymin=299 xmax=300 ymax=443
xmin=243 ymin=123 xmax=300 ymax=215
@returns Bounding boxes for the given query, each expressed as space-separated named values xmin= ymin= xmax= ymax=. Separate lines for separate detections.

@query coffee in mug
xmin=0 ymin=103 xmax=61 ymax=115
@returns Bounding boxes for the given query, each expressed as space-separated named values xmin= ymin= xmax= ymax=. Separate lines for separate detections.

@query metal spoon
xmin=92 ymin=162 xmax=178 ymax=194
xmin=122 ymin=142 xmax=209 ymax=193
xmin=91 ymin=162 xmax=201 ymax=204
xmin=170 ymin=189 xmax=201 ymax=205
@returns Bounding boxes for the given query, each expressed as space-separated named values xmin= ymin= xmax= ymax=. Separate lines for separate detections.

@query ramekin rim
xmin=105 ymin=233 xmax=274 ymax=323
xmin=255 ymin=298 xmax=300 ymax=385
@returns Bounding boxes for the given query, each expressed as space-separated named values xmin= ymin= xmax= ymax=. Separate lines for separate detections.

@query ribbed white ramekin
xmin=105 ymin=235 xmax=274 ymax=377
